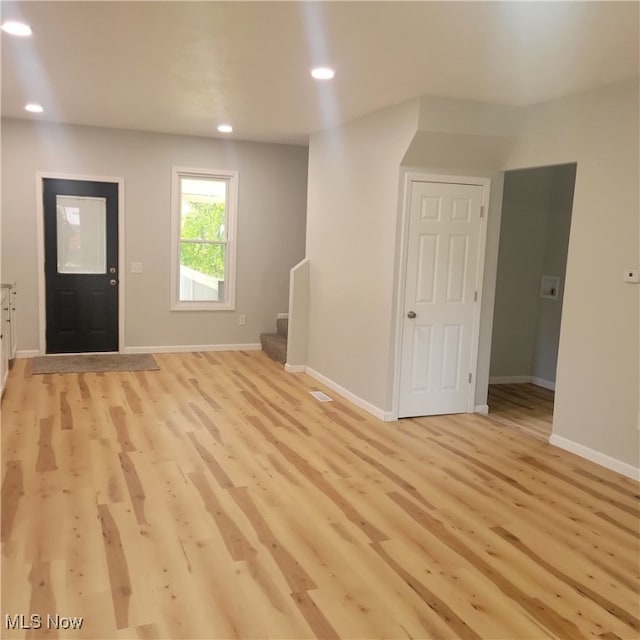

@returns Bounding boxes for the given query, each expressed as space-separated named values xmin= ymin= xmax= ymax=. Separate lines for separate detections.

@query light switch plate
xmin=131 ymin=262 xmax=143 ymax=274
xmin=623 ymin=268 xmax=639 ymax=283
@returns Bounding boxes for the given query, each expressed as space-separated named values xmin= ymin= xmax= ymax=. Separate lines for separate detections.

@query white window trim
xmin=170 ymin=166 xmax=239 ymax=311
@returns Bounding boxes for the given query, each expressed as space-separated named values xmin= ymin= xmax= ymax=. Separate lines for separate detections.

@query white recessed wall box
xmin=540 ymin=275 xmax=560 ymax=300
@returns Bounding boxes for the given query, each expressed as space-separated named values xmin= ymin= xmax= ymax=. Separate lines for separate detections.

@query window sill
xmin=171 ymin=301 xmax=236 ymax=312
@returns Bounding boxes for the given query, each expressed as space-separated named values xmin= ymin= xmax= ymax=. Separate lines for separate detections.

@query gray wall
xmin=306 ymin=99 xmax=420 ymax=415
xmin=490 ymin=164 xmax=575 ymax=385
xmin=506 ymin=80 xmax=638 ymax=469
xmin=1 ymin=119 xmax=308 ymax=351
xmin=533 ymin=164 xmax=576 ymax=382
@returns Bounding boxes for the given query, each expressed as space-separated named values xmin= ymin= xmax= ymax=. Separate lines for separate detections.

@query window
xmin=171 ymin=167 xmax=238 ymax=310
xmin=56 ymin=196 xmax=106 ymax=274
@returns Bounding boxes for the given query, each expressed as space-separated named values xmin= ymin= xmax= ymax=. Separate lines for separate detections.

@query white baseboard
xmin=531 ymin=376 xmax=556 ymax=391
xmin=549 ymin=434 xmax=640 ymax=481
xmin=16 ymin=349 xmax=40 ymax=359
xmin=122 ymin=343 xmax=261 ymax=355
xmin=276 ymin=313 xmax=289 ymax=320
xmin=284 ymin=363 xmax=305 ymax=373
xmin=304 ymin=366 xmax=394 ymax=422
xmin=489 ymin=375 xmax=555 ymax=390
xmin=474 ymin=404 xmax=489 ymax=415
xmin=18 ymin=345 xmax=263 ymax=357
xmin=489 ymin=375 xmax=532 ymax=384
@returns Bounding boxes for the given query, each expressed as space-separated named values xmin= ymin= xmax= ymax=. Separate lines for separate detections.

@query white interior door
xmin=399 ymin=180 xmax=484 ymax=418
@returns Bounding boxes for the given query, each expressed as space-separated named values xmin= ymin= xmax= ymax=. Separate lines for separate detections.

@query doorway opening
xmin=36 ymin=173 xmax=125 ymax=355
xmin=488 ymin=163 xmax=577 ymax=440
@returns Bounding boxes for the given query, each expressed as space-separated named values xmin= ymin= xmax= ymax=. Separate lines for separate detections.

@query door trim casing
xmin=391 ymin=172 xmax=491 ymax=420
xmin=36 ymin=172 xmax=125 ymax=355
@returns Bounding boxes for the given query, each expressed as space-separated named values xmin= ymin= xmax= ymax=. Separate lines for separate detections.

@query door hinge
xmin=474 ymin=291 xmax=478 ymax=302
xmin=468 ymin=372 xmax=473 ymax=384
xmin=480 ymin=206 xmax=485 ymax=218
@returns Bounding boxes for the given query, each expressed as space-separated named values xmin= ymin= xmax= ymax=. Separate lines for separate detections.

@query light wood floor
xmin=487 ymin=383 xmax=554 ymax=441
xmin=2 ymin=351 xmax=638 ymax=640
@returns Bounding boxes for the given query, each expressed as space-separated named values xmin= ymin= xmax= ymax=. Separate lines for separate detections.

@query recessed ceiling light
xmin=25 ymin=103 xmax=44 ymax=113
xmin=311 ymin=67 xmax=335 ymax=80
xmin=217 ymin=124 xmax=233 ymax=133
xmin=1 ymin=21 xmax=32 ymax=36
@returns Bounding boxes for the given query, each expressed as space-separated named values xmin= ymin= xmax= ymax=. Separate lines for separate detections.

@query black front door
xmin=43 ymin=178 xmax=119 ymax=353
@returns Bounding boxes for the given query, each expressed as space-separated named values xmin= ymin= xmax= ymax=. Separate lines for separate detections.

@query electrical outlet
xmin=239 ymin=314 xmax=246 ymax=326
xmin=131 ymin=262 xmax=143 ymax=274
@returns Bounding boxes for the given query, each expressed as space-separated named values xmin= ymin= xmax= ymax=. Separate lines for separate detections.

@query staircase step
xmin=260 ymin=333 xmax=287 ymax=364
xmin=276 ymin=317 xmax=288 ymax=339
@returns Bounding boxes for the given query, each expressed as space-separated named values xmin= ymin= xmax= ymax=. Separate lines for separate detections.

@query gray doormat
xmin=32 ymin=353 xmax=159 ymax=375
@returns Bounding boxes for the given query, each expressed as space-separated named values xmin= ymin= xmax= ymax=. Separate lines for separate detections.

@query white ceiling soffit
xmin=2 ymin=1 xmax=638 ymax=145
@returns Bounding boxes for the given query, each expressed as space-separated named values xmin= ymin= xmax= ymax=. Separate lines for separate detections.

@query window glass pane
xmin=180 ymin=178 xmax=227 ymax=242
xmin=172 ymin=167 xmax=237 ymax=310
xmin=179 ymin=242 xmax=226 ymax=302
xmin=56 ymin=196 xmax=106 ymax=274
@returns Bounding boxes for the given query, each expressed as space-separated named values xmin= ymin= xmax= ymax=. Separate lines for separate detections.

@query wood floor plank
xmin=182 ymin=537 xmax=314 ymax=639
xmin=187 ymin=471 xmax=256 ymax=561
xmin=1 ymin=352 xmax=638 ymax=640
xmin=1 ymin=549 xmax=32 ymax=629
xmin=1 ymin=460 xmax=24 ymax=543
xmin=97 ymin=504 xmax=132 ymax=629
xmin=490 ymin=525 xmax=639 ymax=634
xmin=26 ymin=559 xmax=62 ymax=640
xmin=62 ymin=488 xmax=112 ymax=604
xmin=228 ymin=485 xmax=318 ymax=593
xmin=487 ymin=383 xmax=554 ymax=440
xmin=386 ymin=491 xmax=586 ymax=639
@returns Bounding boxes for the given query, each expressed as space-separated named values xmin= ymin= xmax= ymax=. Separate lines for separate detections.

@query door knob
xmin=109 ymin=279 xmax=117 ymax=286
xmin=407 ymin=311 xmax=417 ymax=319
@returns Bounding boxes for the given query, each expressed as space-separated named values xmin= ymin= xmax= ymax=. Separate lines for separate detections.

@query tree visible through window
xmin=171 ymin=169 xmax=238 ymax=310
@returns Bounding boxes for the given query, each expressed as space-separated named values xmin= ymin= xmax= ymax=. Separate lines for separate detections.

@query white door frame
xmin=35 ymin=172 xmax=126 ymax=355
xmin=391 ymin=172 xmax=491 ymax=420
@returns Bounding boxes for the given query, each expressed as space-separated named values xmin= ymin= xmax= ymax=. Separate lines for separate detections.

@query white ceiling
xmin=2 ymin=1 xmax=638 ymax=145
